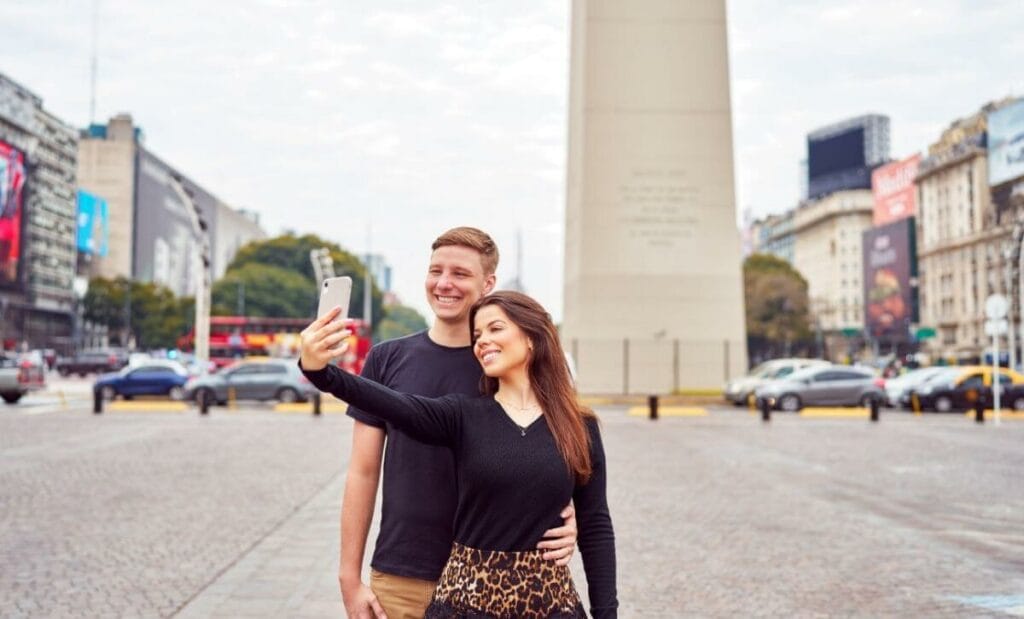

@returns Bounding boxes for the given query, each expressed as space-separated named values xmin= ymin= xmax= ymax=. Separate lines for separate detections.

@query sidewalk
xmin=175 ymin=473 xmax=348 ymax=618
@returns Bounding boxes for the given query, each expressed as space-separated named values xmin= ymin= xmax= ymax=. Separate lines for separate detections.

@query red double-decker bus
xmin=178 ymin=316 xmax=371 ymax=374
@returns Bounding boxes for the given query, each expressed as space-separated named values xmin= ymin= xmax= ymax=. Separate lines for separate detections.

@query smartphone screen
xmin=317 ymin=276 xmax=353 ymax=323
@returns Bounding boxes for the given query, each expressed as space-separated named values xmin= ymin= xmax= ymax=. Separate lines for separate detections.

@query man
xmin=340 ymin=227 xmax=577 ymax=619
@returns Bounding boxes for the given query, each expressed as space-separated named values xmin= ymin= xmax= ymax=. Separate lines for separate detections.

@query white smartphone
xmin=317 ymin=276 xmax=353 ymax=323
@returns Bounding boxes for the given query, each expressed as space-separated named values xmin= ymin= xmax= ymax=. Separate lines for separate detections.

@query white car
xmin=724 ymin=358 xmax=830 ymax=405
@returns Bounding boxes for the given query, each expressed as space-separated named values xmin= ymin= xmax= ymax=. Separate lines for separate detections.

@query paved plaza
xmin=1 ymin=391 xmax=1023 ymax=618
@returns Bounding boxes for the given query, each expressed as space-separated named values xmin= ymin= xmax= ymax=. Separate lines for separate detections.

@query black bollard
xmin=759 ymin=396 xmax=771 ymax=422
xmin=648 ymin=395 xmax=658 ymax=420
xmin=313 ymin=392 xmax=322 ymax=416
xmin=93 ymin=389 xmax=103 ymax=414
xmin=199 ymin=390 xmax=210 ymax=415
xmin=870 ymin=397 xmax=879 ymax=423
xmin=974 ymin=398 xmax=984 ymax=424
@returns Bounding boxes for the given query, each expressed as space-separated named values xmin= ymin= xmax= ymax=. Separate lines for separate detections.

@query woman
xmin=300 ymin=291 xmax=617 ymax=618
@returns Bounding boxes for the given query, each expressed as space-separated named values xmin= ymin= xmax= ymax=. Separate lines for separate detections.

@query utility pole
xmin=89 ymin=0 xmax=99 ymax=124
xmin=363 ymin=223 xmax=372 ymax=328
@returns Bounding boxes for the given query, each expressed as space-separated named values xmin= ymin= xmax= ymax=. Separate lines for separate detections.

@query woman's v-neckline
xmin=492 ymin=398 xmax=544 ymax=436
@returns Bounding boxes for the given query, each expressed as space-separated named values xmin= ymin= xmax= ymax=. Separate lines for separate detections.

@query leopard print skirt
xmin=423 ymin=542 xmax=587 ymax=619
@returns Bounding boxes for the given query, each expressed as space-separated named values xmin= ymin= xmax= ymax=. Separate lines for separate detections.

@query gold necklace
xmin=495 ymin=394 xmax=542 ymax=413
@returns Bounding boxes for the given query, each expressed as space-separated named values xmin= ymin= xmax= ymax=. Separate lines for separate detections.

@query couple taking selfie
xmin=299 ymin=227 xmax=617 ymax=619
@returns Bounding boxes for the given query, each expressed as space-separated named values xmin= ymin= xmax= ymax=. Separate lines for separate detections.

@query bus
xmin=177 ymin=316 xmax=371 ymax=374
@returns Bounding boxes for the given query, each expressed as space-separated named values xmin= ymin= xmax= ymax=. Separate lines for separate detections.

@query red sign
xmin=0 ymin=140 xmax=26 ymax=287
xmin=872 ymin=154 xmax=920 ymax=226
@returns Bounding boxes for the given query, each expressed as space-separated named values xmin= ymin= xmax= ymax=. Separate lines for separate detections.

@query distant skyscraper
xmin=362 ymin=253 xmax=392 ymax=293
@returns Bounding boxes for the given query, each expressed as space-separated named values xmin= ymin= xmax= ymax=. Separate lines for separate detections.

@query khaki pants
xmin=369 ymin=569 xmax=437 ymax=619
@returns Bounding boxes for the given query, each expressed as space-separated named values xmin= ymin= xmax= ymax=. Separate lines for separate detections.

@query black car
xmin=56 ymin=349 xmax=129 ymax=376
xmin=910 ymin=370 xmax=1012 ymax=412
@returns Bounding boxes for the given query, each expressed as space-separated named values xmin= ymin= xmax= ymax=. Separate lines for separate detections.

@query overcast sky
xmin=3 ymin=1 xmax=1022 ymax=322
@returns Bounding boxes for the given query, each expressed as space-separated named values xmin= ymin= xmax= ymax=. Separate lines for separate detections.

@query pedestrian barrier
xmin=93 ymin=390 xmax=102 ymax=415
xmin=313 ymin=392 xmax=322 ymax=415
xmin=759 ymin=397 xmax=771 ymax=422
xmin=647 ymin=395 xmax=658 ymax=420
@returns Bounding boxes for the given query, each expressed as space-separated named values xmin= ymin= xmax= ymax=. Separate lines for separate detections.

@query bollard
xmin=199 ymin=390 xmax=210 ymax=415
xmin=313 ymin=392 xmax=322 ymax=416
xmin=227 ymin=387 xmax=237 ymax=410
xmin=974 ymin=398 xmax=984 ymax=424
xmin=870 ymin=397 xmax=879 ymax=423
xmin=759 ymin=396 xmax=771 ymax=422
xmin=93 ymin=389 xmax=103 ymax=414
xmin=648 ymin=395 xmax=658 ymax=421
xmin=911 ymin=393 xmax=921 ymax=415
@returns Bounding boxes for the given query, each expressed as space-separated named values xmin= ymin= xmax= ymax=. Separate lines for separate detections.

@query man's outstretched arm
xmin=339 ymin=421 xmax=388 ymax=619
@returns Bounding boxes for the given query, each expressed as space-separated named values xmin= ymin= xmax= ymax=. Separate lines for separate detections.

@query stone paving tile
xmin=3 ymin=404 xmax=1023 ymax=617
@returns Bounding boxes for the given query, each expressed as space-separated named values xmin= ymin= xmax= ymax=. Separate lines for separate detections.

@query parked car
xmin=907 ymin=366 xmax=1024 ymax=412
xmin=56 ymin=349 xmax=129 ymax=376
xmin=724 ymin=358 xmax=830 ymax=405
xmin=182 ymin=358 xmax=317 ymax=406
xmin=882 ymin=366 xmax=950 ymax=407
xmin=755 ymin=365 xmax=885 ymax=412
xmin=93 ymin=361 xmax=190 ymax=401
xmin=0 ymin=352 xmax=46 ymax=404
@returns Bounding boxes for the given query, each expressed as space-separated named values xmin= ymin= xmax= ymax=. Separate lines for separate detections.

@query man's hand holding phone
xmin=300 ymin=307 xmax=352 ymax=372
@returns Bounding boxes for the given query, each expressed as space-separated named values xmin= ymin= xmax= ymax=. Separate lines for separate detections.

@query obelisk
xmin=563 ymin=0 xmax=747 ymax=393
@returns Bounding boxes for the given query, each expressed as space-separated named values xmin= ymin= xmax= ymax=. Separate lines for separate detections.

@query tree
xmin=376 ymin=304 xmax=429 ymax=342
xmin=225 ymin=233 xmax=383 ymax=325
xmin=211 ymin=263 xmax=316 ymax=318
xmin=83 ymin=277 xmax=193 ymax=349
xmin=743 ymin=254 xmax=814 ymax=363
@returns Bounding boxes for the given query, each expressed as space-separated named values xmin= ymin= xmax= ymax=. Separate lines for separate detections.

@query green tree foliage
xmin=744 ymin=254 xmax=813 ymax=360
xmin=211 ymin=263 xmax=316 ymax=318
xmin=226 ymin=233 xmax=382 ymax=324
xmin=376 ymin=304 xmax=429 ymax=342
xmin=83 ymin=277 xmax=193 ymax=349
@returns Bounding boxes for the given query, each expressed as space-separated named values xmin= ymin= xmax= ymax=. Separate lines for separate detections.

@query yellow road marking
xmin=961 ymin=410 xmax=1024 ymax=420
xmin=273 ymin=403 xmax=349 ymax=414
xmin=627 ymin=406 xmax=707 ymax=417
xmin=107 ymin=401 xmax=189 ymax=412
xmin=799 ymin=408 xmax=870 ymax=418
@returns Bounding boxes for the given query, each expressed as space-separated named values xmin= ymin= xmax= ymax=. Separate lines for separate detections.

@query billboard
xmin=0 ymin=139 xmax=26 ymax=288
xmin=807 ymin=127 xmax=872 ymax=199
xmin=133 ymin=148 xmax=218 ymax=297
xmin=76 ymin=190 xmax=109 ymax=256
xmin=988 ymin=98 xmax=1024 ymax=186
xmin=862 ymin=218 xmax=918 ymax=341
xmin=871 ymin=154 xmax=921 ymax=225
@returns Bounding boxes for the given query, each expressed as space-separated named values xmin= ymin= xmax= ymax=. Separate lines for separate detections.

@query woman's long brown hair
xmin=470 ymin=291 xmax=596 ymax=484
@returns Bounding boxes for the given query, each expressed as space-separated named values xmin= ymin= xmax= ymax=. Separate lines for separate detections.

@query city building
xmin=361 ymin=253 xmax=392 ymax=293
xmin=0 ymin=73 xmax=78 ymax=351
xmin=806 ymin=115 xmax=890 ymax=200
xmin=916 ymin=101 xmax=1012 ymax=362
xmin=754 ymin=210 xmax=796 ymax=264
xmin=792 ymin=189 xmax=874 ymax=355
xmin=78 ymin=115 xmax=265 ymax=298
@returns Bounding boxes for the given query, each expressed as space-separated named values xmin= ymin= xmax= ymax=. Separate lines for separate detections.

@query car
xmin=0 ymin=352 xmax=46 ymax=404
xmin=755 ymin=365 xmax=885 ymax=412
xmin=724 ymin=358 xmax=830 ymax=405
xmin=182 ymin=358 xmax=317 ymax=406
xmin=882 ymin=366 xmax=950 ymax=407
xmin=93 ymin=361 xmax=190 ymax=401
xmin=56 ymin=349 xmax=129 ymax=376
xmin=907 ymin=366 xmax=1024 ymax=412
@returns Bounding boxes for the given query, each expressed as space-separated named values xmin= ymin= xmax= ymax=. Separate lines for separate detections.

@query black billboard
xmin=807 ymin=127 xmax=873 ymax=199
xmin=862 ymin=218 xmax=918 ymax=341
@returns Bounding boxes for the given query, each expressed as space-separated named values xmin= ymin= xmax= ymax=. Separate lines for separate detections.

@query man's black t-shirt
xmin=346 ymin=330 xmax=482 ymax=581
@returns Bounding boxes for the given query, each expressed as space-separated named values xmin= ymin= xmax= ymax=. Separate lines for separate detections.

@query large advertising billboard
xmin=0 ymin=139 xmax=26 ymax=288
xmin=862 ymin=218 xmax=918 ymax=341
xmin=989 ymin=98 xmax=1024 ymax=186
xmin=76 ymin=190 xmax=109 ymax=256
xmin=807 ymin=127 xmax=872 ymax=199
xmin=871 ymin=154 xmax=921 ymax=226
xmin=133 ymin=148 xmax=218 ymax=297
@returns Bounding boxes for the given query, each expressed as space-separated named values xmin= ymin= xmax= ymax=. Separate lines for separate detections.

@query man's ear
xmin=482 ymin=273 xmax=497 ymax=295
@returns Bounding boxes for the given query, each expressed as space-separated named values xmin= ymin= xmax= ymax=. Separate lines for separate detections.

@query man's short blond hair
xmin=431 ymin=227 xmax=499 ymax=275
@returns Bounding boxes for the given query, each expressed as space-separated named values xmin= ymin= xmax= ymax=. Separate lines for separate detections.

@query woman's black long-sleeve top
xmin=302 ymin=363 xmax=617 ymax=618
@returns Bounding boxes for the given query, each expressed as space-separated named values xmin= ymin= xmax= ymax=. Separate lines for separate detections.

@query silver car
xmin=724 ymin=358 xmax=830 ymax=405
xmin=183 ymin=359 xmax=318 ymax=405
xmin=755 ymin=365 xmax=884 ymax=412
xmin=882 ymin=367 xmax=948 ymax=408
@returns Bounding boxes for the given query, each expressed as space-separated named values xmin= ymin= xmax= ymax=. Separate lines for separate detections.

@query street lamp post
xmin=169 ymin=176 xmax=210 ymax=366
